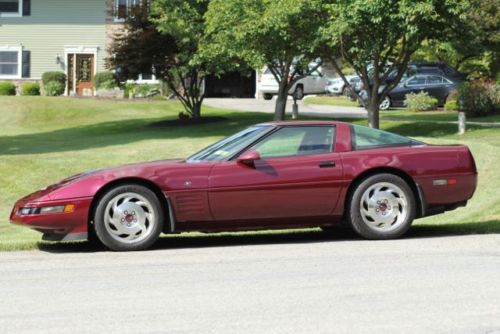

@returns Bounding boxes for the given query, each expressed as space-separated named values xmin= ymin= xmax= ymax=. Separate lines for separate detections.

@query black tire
xmin=94 ymin=184 xmax=164 ymax=251
xmin=293 ymin=85 xmax=304 ymax=100
xmin=346 ymin=174 xmax=416 ymax=240
xmin=263 ymin=93 xmax=273 ymax=100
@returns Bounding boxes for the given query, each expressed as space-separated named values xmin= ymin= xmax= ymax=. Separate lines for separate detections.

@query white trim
xmin=64 ymin=46 xmax=99 ymax=96
xmin=0 ymin=0 xmax=22 ymax=17
xmin=0 ymin=45 xmax=22 ymax=79
xmin=136 ymin=73 xmax=159 ymax=84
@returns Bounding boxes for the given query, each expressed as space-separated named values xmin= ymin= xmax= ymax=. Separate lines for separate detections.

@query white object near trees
xmin=458 ymin=112 xmax=466 ymax=135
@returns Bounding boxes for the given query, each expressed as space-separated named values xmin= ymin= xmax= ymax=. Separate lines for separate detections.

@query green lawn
xmin=1 ymin=96 xmax=499 ymax=251
xmin=303 ymin=95 xmax=358 ymax=107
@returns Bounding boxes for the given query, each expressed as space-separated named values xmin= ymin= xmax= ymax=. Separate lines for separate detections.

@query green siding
xmin=0 ymin=0 xmax=107 ymax=79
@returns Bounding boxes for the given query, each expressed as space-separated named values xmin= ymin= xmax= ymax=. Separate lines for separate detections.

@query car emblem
xmin=184 ymin=180 xmax=192 ymax=187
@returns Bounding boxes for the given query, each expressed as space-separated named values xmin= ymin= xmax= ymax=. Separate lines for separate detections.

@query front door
xmin=208 ymin=126 xmax=343 ymax=222
xmin=67 ymin=54 xmax=94 ymax=96
xmin=75 ymin=54 xmax=94 ymax=96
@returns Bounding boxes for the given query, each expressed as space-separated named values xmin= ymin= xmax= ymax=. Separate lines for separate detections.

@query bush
xmin=136 ymin=83 xmax=159 ymax=97
xmin=0 ymin=82 xmax=16 ymax=96
xmin=405 ymin=92 xmax=438 ymax=112
xmin=444 ymin=99 xmax=458 ymax=111
xmin=21 ymin=82 xmax=40 ymax=96
xmin=457 ymin=81 xmax=500 ymax=117
xmin=44 ymin=81 xmax=65 ymax=96
xmin=41 ymin=71 xmax=66 ymax=86
xmin=94 ymin=72 xmax=117 ymax=89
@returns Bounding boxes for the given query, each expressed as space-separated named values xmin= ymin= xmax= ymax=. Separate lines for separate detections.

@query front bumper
xmin=10 ymin=196 xmax=93 ymax=241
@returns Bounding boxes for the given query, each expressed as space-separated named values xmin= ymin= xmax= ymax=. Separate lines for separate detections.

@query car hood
xmin=23 ymin=159 xmax=187 ymax=202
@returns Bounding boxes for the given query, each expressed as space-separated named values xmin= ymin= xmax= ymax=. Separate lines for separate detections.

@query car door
xmin=208 ymin=126 xmax=343 ymax=222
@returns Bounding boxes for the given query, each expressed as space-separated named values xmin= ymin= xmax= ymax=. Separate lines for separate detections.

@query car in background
xmin=325 ymin=75 xmax=362 ymax=95
xmin=258 ymin=66 xmax=329 ymax=100
xmin=360 ymin=74 xmax=460 ymax=110
xmin=11 ymin=121 xmax=477 ymax=251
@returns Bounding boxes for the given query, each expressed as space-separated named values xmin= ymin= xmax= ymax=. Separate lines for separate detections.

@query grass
xmin=303 ymin=95 xmax=358 ymax=107
xmin=382 ymin=109 xmax=500 ymax=123
xmin=0 ymin=96 xmax=499 ymax=251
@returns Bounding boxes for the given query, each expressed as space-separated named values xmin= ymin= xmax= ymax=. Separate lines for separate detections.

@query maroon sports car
xmin=11 ymin=121 xmax=477 ymax=251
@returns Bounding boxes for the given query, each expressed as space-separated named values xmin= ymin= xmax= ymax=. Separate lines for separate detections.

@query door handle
xmin=319 ymin=161 xmax=336 ymax=168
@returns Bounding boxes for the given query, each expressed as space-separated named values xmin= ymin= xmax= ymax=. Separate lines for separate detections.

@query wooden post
xmin=458 ymin=112 xmax=466 ymax=135
xmin=292 ymin=98 xmax=299 ymax=119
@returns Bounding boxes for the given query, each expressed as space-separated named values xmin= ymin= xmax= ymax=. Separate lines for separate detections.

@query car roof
xmin=257 ymin=120 xmax=343 ymax=127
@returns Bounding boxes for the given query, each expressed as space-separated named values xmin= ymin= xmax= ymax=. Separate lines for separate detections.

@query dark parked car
xmin=360 ymin=74 xmax=460 ymax=110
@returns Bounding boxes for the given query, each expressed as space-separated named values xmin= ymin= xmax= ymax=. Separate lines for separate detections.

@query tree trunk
xmin=274 ymin=82 xmax=289 ymax=121
xmin=191 ymin=102 xmax=201 ymax=119
xmin=366 ymin=102 xmax=380 ymax=129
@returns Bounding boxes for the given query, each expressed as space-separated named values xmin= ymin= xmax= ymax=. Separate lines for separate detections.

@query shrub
xmin=134 ymin=83 xmax=159 ymax=97
xmin=0 ymin=82 xmax=16 ymax=96
xmin=44 ymin=81 xmax=65 ymax=96
xmin=444 ymin=99 xmax=458 ymax=111
xmin=41 ymin=71 xmax=66 ymax=86
xmin=405 ymin=92 xmax=438 ymax=112
xmin=21 ymin=82 xmax=40 ymax=96
xmin=457 ymin=81 xmax=500 ymax=117
xmin=94 ymin=72 xmax=117 ymax=89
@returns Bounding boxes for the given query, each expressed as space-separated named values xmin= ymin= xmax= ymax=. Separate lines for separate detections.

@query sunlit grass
xmin=0 ymin=96 xmax=499 ymax=251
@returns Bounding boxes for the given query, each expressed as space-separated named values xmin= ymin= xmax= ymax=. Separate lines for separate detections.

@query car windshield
xmin=186 ymin=126 xmax=273 ymax=162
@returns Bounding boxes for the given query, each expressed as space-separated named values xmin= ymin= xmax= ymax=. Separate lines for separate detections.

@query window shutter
xmin=23 ymin=0 xmax=31 ymax=16
xmin=22 ymin=51 xmax=30 ymax=78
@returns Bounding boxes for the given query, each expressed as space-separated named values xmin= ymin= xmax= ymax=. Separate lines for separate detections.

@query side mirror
xmin=237 ymin=150 xmax=261 ymax=166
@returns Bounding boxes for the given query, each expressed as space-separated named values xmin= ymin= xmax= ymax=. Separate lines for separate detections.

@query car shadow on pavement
xmin=37 ymin=220 xmax=500 ymax=253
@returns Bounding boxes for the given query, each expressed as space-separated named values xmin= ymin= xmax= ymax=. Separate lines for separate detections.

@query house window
xmin=0 ymin=47 xmax=22 ymax=78
xmin=0 ymin=0 xmax=22 ymax=16
xmin=137 ymin=73 xmax=158 ymax=83
xmin=114 ymin=0 xmax=141 ymax=21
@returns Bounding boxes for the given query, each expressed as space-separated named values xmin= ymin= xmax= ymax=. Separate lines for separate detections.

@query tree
xmin=109 ymin=0 xmax=210 ymax=119
xmin=203 ymin=0 xmax=326 ymax=120
xmin=413 ymin=0 xmax=500 ymax=79
xmin=320 ymin=0 xmax=469 ymax=128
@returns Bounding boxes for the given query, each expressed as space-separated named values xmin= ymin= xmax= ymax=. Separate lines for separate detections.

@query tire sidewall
xmin=348 ymin=174 xmax=416 ymax=240
xmin=94 ymin=185 xmax=164 ymax=251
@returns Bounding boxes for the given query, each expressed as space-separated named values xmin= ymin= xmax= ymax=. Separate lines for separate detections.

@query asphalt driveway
xmin=204 ymin=97 xmax=367 ymax=119
xmin=1 ymin=231 xmax=500 ymax=333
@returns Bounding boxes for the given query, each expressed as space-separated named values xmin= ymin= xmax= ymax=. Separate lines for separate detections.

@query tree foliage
xmin=413 ymin=0 xmax=500 ymax=79
xmin=320 ymin=0 xmax=469 ymax=128
xmin=109 ymin=0 xmax=210 ymax=118
xmin=203 ymin=0 xmax=326 ymax=120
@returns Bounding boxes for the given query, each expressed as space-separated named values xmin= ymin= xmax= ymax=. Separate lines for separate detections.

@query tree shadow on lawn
xmin=383 ymin=121 xmax=484 ymax=138
xmin=0 ymin=112 xmax=271 ymax=156
xmin=38 ymin=220 xmax=500 ymax=254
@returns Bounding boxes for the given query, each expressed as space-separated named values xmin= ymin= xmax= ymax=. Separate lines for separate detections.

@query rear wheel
xmin=94 ymin=184 xmax=164 ymax=251
xmin=263 ymin=93 xmax=273 ymax=100
xmin=347 ymin=174 xmax=415 ymax=239
xmin=379 ymin=96 xmax=391 ymax=110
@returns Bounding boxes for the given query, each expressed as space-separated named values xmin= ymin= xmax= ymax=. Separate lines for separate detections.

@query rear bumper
xmin=415 ymin=172 xmax=477 ymax=216
xmin=10 ymin=197 xmax=92 ymax=239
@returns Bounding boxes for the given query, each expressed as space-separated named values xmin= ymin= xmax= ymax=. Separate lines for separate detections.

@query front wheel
xmin=347 ymin=174 xmax=416 ymax=240
xmin=94 ymin=184 xmax=164 ymax=251
xmin=263 ymin=93 xmax=273 ymax=100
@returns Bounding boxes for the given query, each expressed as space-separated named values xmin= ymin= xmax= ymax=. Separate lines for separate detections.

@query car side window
xmin=427 ymin=75 xmax=443 ymax=84
xmin=251 ymin=126 xmax=335 ymax=159
xmin=351 ymin=124 xmax=414 ymax=150
xmin=407 ymin=76 xmax=426 ymax=86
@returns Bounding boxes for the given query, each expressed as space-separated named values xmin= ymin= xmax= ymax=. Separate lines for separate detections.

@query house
xmin=0 ymin=1 xmax=322 ymax=99
xmin=0 ymin=0 xmax=156 ymax=95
